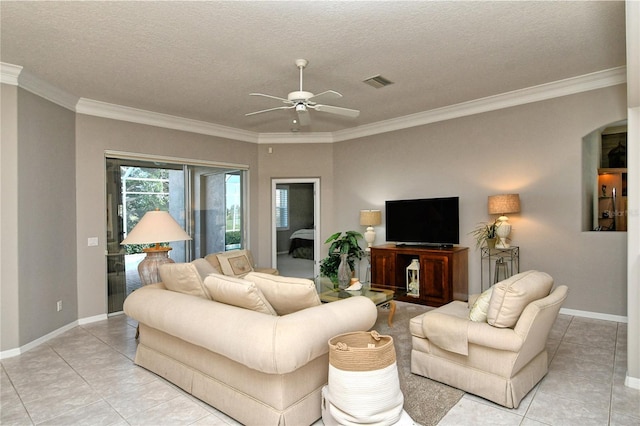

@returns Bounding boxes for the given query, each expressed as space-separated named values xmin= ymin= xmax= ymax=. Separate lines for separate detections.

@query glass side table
xmin=480 ymin=246 xmax=519 ymax=291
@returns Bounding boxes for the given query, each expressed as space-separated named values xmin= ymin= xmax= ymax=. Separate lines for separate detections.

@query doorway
xmin=271 ymin=178 xmax=320 ymax=279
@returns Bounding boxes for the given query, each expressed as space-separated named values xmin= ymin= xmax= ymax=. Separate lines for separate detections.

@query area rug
xmin=371 ymin=301 xmax=464 ymax=426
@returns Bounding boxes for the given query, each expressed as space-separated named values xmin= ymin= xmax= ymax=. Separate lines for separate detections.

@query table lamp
xmin=360 ymin=209 xmax=382 ymax=251
xmin=488 ymin=194 xmax=521 ymax=249
xmin=121 ymin=209 xmax=192 ymax=285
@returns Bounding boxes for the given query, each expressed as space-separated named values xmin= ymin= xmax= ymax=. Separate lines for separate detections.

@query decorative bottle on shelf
xmin=337 ymin=253 xmax=351 ymax=289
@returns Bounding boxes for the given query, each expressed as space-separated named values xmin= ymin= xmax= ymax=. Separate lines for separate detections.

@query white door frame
xmin=271 ymin=178 xmax=320 ymax=279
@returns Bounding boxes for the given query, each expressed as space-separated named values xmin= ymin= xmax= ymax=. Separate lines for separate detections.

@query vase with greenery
xmin=320 ymin=231 xmax=365 ymax=286
xmin=469 ymin=220 xmax=501 ymax=250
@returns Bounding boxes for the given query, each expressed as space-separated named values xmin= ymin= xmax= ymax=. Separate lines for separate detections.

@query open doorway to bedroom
xmin=271 ymin=178 xmax=320 ymax=280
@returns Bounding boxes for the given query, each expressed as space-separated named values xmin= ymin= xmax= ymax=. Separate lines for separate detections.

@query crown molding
xmin=0 ymin=62 xmax=22 ymax=85
xmin=1 ymin=63 xmax=79 ymax=111
xmin=76 ymin=98 xmax=258 ymax=143
xmin=332 ymin=66 xmax=627 ymax=142
xmin=3 ymin=61 xmax=626 ymax=144
xmin=257 ymin=132 xmax=334 ymax=144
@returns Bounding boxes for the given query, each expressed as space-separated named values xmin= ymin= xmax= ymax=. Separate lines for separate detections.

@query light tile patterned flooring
xmin=1 ymin=313 xmax=639 ymax=425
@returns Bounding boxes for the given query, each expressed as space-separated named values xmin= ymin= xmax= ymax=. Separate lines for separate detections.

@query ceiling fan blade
xmin=307 ymin=90 xmax=342 ymax=104
xmin=296 ymin=109 xmax=311 ymax=126
xmin=245 ymin=105 xmax=294 ymax=116
xmin=249 ymin=93 xmax=292 ymax=103
xmin=313 ymin=104 xmax=360 ymax=118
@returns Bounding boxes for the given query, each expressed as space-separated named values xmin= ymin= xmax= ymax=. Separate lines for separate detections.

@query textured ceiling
xmin=0 ymin=1 xmax=626 ymax=134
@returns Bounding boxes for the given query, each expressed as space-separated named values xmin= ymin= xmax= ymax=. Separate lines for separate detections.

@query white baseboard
xmin=625 ymin=374 xmax=640 ymax=390
xmin=78 ymin=313 xmax=108 ymax=325
xmin=0 ymin=313 xmax=108 ymax=360
xmin=0 ymin=320 xmax=78 ymax=360
xmin=560 ymin=307 xmax=628 ymax=323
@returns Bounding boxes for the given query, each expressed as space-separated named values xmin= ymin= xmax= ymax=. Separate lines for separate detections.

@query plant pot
xmin=486 ymin=238 xmax=497 ymax=249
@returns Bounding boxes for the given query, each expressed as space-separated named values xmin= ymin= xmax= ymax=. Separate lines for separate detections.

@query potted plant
xmin=469 ymin=220 xmax=501 ymax=250
xmin=320 ymin=231 xmax=365 ymax=286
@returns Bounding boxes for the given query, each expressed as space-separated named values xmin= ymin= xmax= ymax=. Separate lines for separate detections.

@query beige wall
xmin=1 ymin=86 xmax=76 ymax=350
xmin=74 ymin=115 xmax=258 ymax=318
xmin=329 ymin=85 xmax=628 ymax=315
xmin=256 ymin=143 xmax=334 ymax=268
xmin=1 ymin=84 xmax=20 ymax=350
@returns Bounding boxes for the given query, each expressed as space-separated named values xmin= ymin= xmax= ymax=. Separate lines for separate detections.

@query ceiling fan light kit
xmin=246 ymin=59 xmax=360 ymax=127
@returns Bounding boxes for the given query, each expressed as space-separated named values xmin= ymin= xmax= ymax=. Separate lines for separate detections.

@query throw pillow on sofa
xmin=486 ymin=270 xmax=553 ymax=328
xmin=191 ymin=258 xmax=219 ymax=280
xmin=203 ymin=254 xmax=223 ymax=274
xmin=216 ymin=250 xmax=254 ymax=277
xmin=203 ymin=274 xmax=277 ymax=316
xmin=244 ymin=272 xmax=321 ymax=315
xmin=159 ymin=263 xmax=210 ymax=299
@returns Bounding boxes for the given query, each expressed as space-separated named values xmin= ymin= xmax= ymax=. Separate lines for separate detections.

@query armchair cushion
xmin=469 ymin=287 xmax=493 ymax=322
xmin=487 ymin=270 xmax=553 ymax=328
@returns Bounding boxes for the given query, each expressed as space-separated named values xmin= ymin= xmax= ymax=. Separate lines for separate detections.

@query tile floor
xmin=1 ymin=313 xmax=639 ymax=425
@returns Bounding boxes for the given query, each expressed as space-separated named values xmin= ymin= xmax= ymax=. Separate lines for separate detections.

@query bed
xmin=288 ymin=228 xmax=314 ymax=260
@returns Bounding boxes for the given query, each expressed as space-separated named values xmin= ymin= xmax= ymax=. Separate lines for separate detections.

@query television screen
xmin=385 ymin=197 xmax=459 ymax=246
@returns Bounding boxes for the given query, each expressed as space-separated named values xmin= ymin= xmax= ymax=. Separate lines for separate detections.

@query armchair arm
xmin=467 ymin=321 xmax=524 ymax=352
xmin=422 ymin=312 xmax=470 ymax=355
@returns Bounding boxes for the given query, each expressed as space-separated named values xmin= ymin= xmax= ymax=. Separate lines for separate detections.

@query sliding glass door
xmin=106 ymin=156 xmax=246 ymax=313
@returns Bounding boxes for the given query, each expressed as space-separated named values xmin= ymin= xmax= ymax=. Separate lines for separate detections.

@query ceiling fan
xmin=245 ymin=59 xmax=360 ymax=127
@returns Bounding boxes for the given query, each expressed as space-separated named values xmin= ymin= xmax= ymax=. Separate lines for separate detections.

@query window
xmin=105 ymin=156 xmax=248 ymax=313
xmin=275 ymin=185 xmax=289 ymax=230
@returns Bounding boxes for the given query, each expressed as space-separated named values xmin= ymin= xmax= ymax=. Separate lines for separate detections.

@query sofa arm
xmin=124 ymin=286 xmax=377 ymax=375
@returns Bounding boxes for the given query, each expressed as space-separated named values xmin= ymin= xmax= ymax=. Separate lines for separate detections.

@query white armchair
xmin=410 ymin=270 xmax=568 ymax=408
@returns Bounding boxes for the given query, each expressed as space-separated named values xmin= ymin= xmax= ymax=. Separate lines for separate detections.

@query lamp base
xmin=495 ymin=221 xmax=512 ymax=249
xmin=138 ymin=247 xmax=174 ymax=285
xmin=364 ymin=226 xmax=376 ymax=251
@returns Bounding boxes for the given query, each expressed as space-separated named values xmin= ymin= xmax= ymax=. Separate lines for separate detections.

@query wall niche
xmin=582 ymin=121 xmax=627 ymax=232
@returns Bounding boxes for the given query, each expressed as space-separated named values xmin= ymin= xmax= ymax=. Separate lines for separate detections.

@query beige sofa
xmin=204 ymin=249 xmax=279 ymax=276
xmin=410 ymin=270 xmax=568 ymax=408
xmin=123 ymin=259 xmax=378 ymax=426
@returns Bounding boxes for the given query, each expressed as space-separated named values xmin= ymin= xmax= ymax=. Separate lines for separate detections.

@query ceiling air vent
xmin=362 ymin=75 xmax=394 ymax=89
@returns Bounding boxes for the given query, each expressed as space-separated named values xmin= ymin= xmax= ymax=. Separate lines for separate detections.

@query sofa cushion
xmin=203 ymin=274 xmax=277 ymax=315
xmin=244 ymin=272 xmax=321 ymax=315
xmin=159 ymin=263 xmax=209 ymax=299
xmin=487 ymin=270 xmax=553 ymax=328
xmin=191 ymin=258 xmax=219 ymax=280
xmin=216 ymin=250 xmax=254 ymax=277
xmin=469 ymin=286 xmax=493 ymax=322
xmin=203 ymin=253 xmax=223 ymax=274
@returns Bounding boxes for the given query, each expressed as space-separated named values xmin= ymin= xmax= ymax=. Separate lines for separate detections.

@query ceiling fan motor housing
xmin=288 ymin=91 xmax=314 ymax=102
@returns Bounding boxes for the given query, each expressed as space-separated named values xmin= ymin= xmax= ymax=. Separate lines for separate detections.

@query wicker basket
xmin=328 ymin=330 xmax=396 ymax=372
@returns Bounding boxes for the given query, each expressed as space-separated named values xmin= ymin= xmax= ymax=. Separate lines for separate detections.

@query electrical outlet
xmin=56 ymin=300 xmax=62 ymax=312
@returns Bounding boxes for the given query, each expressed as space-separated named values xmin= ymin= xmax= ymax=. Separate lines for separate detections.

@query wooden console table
xmin=370 ymin=244 xmax=468 ymax=306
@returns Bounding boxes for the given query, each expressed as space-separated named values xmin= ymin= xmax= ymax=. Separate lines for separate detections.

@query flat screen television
xmin=385 ymin=197 xmax=459 ymax=247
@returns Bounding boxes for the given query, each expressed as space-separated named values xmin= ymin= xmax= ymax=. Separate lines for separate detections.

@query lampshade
xmin=121 ymin=210 xmax=191 ymax=286
xmin=360 ymin=210 xmax=382 ymax=226
xmin=487 ymin=194 xmax=521 ymax=216
xmin=121 ymin=210 xmax=191 ymax=245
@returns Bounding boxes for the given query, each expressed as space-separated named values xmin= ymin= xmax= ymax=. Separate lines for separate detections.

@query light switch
xmin=87 ymin=237 xmax=99 ymax=247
